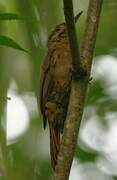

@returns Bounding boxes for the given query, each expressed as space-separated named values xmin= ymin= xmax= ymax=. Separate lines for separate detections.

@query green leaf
xmin=75 ymin=146 xmax=97 ymax=162
xmin=0 ymin=35 xmax=30 ymax=54
xmin=0 ymin=13 xmax=23 ymax=20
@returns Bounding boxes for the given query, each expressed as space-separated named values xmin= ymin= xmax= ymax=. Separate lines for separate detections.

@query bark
xmin=54 ymin=0 xmax=103 ymax=180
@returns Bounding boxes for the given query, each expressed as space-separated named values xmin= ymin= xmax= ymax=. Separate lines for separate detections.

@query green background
xmin=0 ymin=0 xmax=117 ymax=180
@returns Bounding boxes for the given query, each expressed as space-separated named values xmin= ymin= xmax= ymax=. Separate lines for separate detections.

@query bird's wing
xmin=40 ymin=52 xmax=54 ymax=129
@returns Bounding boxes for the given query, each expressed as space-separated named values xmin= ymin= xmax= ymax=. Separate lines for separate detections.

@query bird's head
xmin=48 ymin=11 xmax=83 ymax=44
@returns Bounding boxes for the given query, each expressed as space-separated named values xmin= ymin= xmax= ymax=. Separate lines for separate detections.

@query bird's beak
xmin=75 ymin=11 xmax=83 ymax=23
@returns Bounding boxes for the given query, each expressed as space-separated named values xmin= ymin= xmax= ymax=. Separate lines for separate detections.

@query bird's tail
xmin=49 ymin=124 xmax=60 ymax=170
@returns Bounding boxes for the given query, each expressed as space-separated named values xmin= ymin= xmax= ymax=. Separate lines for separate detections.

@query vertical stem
xmin=54 ymin=0 xmax=103 ymax=180
xmin=63 ymin=0 xmax=82 ymax=75
xmin=0 ymin=70 xmax=8 ymax=179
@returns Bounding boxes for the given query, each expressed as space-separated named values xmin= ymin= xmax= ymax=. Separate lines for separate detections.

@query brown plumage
xmin=40 ymin=12 xmax=82 ymax=170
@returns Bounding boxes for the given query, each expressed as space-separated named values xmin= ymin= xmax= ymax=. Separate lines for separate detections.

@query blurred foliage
xmin=0 ymin=0 xmax=117 ymax=180
xmin=0 ymin=13 xmax=24 ymax=20
xmin=0 ymin=35 xmax=29 ymax=53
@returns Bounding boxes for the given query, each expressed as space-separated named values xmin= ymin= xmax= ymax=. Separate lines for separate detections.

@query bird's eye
xmin=56 ymin=28 xmax=60 ymax=31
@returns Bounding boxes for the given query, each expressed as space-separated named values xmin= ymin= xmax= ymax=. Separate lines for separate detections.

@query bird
xmin=40 ymin=12 xmax=82 ymax=170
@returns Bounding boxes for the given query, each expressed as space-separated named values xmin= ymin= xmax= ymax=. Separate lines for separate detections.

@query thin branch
xmin=81 ymin=0 xmax=103 ymax=71
xmin=0 ymin=108 xmax=7 ymax=179
xmin=63 ymin=0 xmax=83 ymax=78
xmin=54 ymin=0 xmax=103 ymax=180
